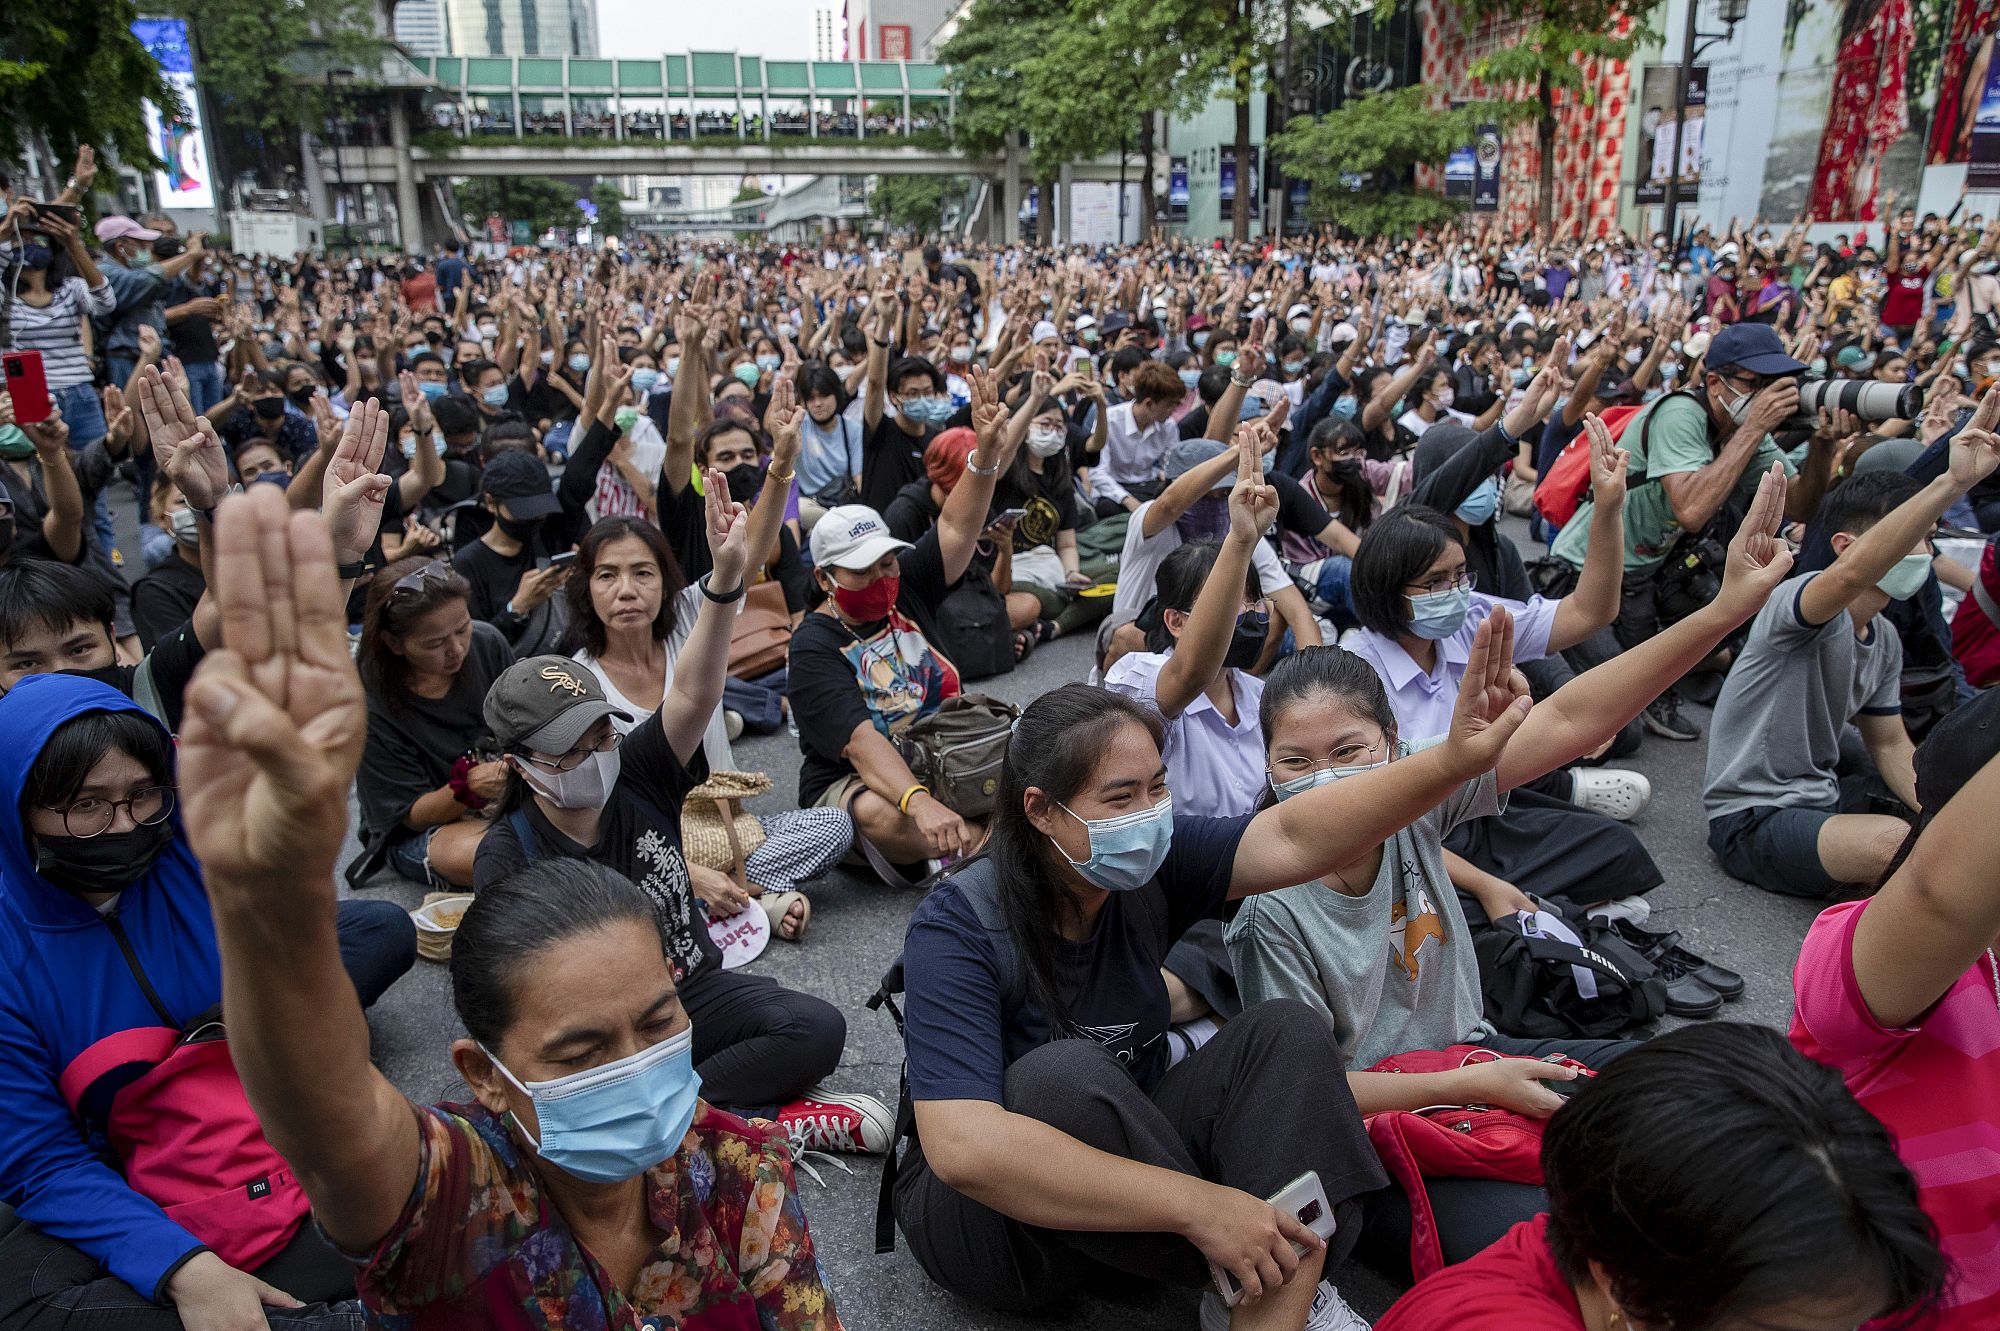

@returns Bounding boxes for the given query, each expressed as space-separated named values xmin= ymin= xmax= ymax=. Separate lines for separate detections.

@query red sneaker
xmin=775 ymin=1087 xmax=893 ymax=1155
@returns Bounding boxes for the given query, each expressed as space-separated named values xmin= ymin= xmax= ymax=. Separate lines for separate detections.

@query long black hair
xmin=1350 ymin=505 xmax=1461 ymax=639
xmin=1543 ymin=1023 xmax=1944 ymax=1329
xmin=989 ymin=684 xmax=1165 ymax=1025
xmin=1140 ymin=540 xmax=1262 ymax=655
xmin=451 ymin=858 xmax=667 ymax=1048
xmin=1305 ymin=417 xmax=1374 ymax=531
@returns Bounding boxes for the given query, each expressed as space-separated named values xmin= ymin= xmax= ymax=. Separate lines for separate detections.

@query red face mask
xmin=831 ymin=573 xmax=899 ymax=621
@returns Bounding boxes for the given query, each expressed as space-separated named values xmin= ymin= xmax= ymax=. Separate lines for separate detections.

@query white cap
xmin=1403 ymin=311 xmax=1427 ymax=327
xmin=1286 ymin=302 xmax=1312 ymax=320
xmin=1682 ymin=331 xmax=1712 ymax=362
xmin=808 ymin=504 xmax=912 ymax=571
xmin=1074 ymin=314 xmax=1097 ymax=330
xmin=1031 ymin=320 xmax=1059 ymax=344
xmin=1330 ymin=321 xmax=1358 ymax=342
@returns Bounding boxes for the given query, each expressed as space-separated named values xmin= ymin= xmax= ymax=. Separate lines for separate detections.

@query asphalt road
xmin=107 ymin=489 xmax=1826 ymax=1329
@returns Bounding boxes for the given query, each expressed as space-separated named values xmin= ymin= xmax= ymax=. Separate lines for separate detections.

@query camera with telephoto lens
xmin=1781 ymin=377 xmax=1918 ymax=432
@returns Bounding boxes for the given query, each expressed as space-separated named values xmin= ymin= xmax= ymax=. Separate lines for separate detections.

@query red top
xmin=1950 ymin=540 xmax=2000 ymax=688
xmin=1881 ymin=267 xmax=1928 ymax=326
xmin=1376 ymin=1215 xmax=1582 ymax=1331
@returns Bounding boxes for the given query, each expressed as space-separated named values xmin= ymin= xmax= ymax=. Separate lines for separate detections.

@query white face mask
xmin=516 ymin=748 xmax=621 ymax=810
xmin=1028 ymin=424 xmax=1067 ymax=457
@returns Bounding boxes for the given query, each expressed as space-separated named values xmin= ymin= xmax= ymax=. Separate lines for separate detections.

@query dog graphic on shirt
xmin=1388 ymin=887 xmax=1446 ymax=981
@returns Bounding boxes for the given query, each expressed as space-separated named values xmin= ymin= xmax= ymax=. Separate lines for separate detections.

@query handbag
xmin=729 ymin=579 xmax=792 ymax=681
xmin=681 ymin=770 xmax=772 ymax=889
xmin=894 ymin=692 xmax=1020 ymax=820
xmin=1470 ymin=897 xmax=1669 ymax=1039
xmin=1364 ymin=1044 xmax=1595 ymax=1281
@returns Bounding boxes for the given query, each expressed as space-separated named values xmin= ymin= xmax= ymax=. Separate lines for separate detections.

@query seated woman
xmin=1343 ymin=422 xmax=1676 ymax=945
xmin=170 ymin=486 xmax=846 ymax=1329
xmin=0 ymin=673 xmax=414 ymax=1331
xmin=1791 ymin=685 xmax=2000 ymax=1326
xmin=1374 ymin=1024 xmax=1945 ymax=1331
xmin=996 ymin=375 xmax=1105 ymax=643
xmin=894 ymin=612 xmax=1548 ymax=1329
xmin=788 ymin=368 xmax=1018 ymax=884
xmin=355 ymin=558 xmax=515 ymax=888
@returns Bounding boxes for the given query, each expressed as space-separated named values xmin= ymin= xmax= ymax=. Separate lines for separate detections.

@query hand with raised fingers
xmin=321 ymin=396 xmax=393 ymax=567
xmin=135 ymin=365 xmax=228 ymax=510
xmin=1441 ymin=607 xmax=1533 ymax=780
xmin=1584 ymin=412 xmax=1629 ymax=509
xmin=1715 ymin=463 xmax=1794 ymax=620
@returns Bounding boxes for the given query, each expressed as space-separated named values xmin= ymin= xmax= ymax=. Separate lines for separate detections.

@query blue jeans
xmin=106 ymin=355 xmax=136 ymax=393
xmin=334 ymin=898 xmax=418 ymax=1009
xmin=182 ymin=360 xmax=225 ymax=415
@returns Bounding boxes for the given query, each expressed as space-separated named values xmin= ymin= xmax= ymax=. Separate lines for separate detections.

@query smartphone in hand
xmin=2 ymin=351 xmax=51 ymax=423
xmin=1210 ymin=1171 xmax=1339 ymax=1309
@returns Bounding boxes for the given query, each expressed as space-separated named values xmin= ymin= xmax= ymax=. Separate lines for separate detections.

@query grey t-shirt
xmin=1223 ymin=739 xmax=1499 ymax=1070
xmin=1703 ymin=572 xmax=1903 ymax=821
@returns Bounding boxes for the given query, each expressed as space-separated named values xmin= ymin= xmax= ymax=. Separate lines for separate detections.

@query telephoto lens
xmin=1785 ymin=377 xmax=1918 ymax=430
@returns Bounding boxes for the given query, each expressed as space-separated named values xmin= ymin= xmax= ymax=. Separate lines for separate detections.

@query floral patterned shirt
xmin=354 ymin=1100 xmax=841 ymax=1331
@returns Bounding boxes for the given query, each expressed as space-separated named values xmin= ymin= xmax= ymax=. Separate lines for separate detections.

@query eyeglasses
xmin=390 ymin=559 xmax=452 ymax=601
xmin=1239 ymin=598 xmax=1271 ymax=618
xmin=45 ymin=785 xmax=176 ymax=838
xmin=1269 ymin=740 xmax=1384 ymax=779
xmin=1405 ymin=569 xmax=1476 ymax=596
xmin=522 ymin=728 xmax=623 ymax=772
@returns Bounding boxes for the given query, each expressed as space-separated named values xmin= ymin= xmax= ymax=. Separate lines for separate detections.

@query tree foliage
xmin=871 ymin=175 xmax=954 ymax=235
xmin=937 ymin=0 xmax=1069 ymax=158
xmin=1268 ymin=85 xmax=1492 ymax=238
xmin=590 ymin=181 xmax=624 ymax=238
xmin=0 ymin=0 xmax=173 ymax=174
xmin=453 ymin=176 xmax=578 ymax=233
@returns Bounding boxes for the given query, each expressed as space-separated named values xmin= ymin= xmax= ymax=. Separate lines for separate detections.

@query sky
xmin=595 ymin=0 xmax=824 ymax=61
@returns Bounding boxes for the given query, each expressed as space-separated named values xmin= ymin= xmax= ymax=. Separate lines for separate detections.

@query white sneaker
xmin=1569 ymin=767 xmax=1652 ymax=821
xmin=1198 ymin=1281 xmax=1371 ymax=1331
xmin=1586 ymin=894 xmax=1653 ymax=928
xmin=724 ymin=708 xmax=745 ymax=740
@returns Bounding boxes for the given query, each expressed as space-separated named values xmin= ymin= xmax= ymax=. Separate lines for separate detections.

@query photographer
xmin=1548 ymin=325 xmax=1837 ymax=741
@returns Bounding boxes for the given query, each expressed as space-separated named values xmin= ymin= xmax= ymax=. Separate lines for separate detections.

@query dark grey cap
xmin=483 ymin=655 xmax=632 ymax=754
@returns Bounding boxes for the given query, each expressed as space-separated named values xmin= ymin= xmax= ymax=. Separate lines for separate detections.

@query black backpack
xmin=1469 ymin=896 xmax=1668 ymax=1039
xmin=928 ymin=545 xmax=1014 ymax=682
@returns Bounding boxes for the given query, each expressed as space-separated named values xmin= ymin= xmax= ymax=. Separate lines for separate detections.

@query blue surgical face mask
xmin=630 ymin=368 xmax=660 ymax=393
xmin=1408 ymin=585 xmax=1471 ymax=640
xmin=665 ymin=356 xmax=680 ymax=378
xmin=1054 ymin=796 xmax=1174 ymax=892
xmin=482 ymin=1025 xmax=701 ymax=1184
xmin=567 ymin=353 xmax=592 ymax=375
xmin=1332 ymin=395 xmax=1359 ymax=419
xmin=1270 ymin=752 xmax=1390 ymax=800
xmin=1239 ymin=396 xmax=1266 ymax=421
xmin=1875 ymin=551 xmax=1931 ymax=601
xmin=482 ymin=383 xmax=511 ymax=408
xmin=1178 ymin=367 xmax=1202 ymax=389
xmin=1282 ymin=359 xmax=1305 ymax=377
xmin=756 ymin=353 xmax=781 ymax=372
xmin=913 ymin=396 xmax=954 ymax=424
xmin=419 ymin=380 xmax=449 ymax=402
xmin=401 ymin=429 xmax=448 ymax=458
xmin=1455 ymin=477 xmax=1501 ymax=526
xmin=1511 ymin=366 xmax=1532 ymax=388
xmin=1193 ymin=331 xmax=1211 ymax=349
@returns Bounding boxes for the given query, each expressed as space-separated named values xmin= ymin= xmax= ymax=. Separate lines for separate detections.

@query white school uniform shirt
xmin=1093 ymin=400 xmax=1185 ymax=509
xmin=1103 ymin=651 xmax=1269 ymax=817
xmin=1343 ymin=592 xmax=1560 ymax=741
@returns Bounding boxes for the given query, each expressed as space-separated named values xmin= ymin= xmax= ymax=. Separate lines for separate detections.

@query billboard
xmin=1219 ymin=145 xmax=1260 ymax=221
xmin=1635 ymin=64 xmax=1705 ymax=206
xmin=1472 ymin=123 xmax=1501 ymax=211
xmin=877 ymin=24 xmax=911 ymax=60
xmin=1970 ymin=47 xmax=2000 ymax=189
xmin=1168 ymin=155 xmax=1190 ymax=221
xmin=131 ymin=18 xmax=215 ymax=211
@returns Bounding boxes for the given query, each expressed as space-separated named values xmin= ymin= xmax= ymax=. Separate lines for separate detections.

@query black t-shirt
xmin=901 ymin=815 xmax=1250 ymax=1100
xmin=883 ymin=478 xmax=943 ymax=543
xmin=474 ymin=707 xmax=714 ymax=982
xmin=165 ymin=275 xmax=220 ymax=365
xmin=1178 ymin=404 xmax=1212 ymax=441
xmin=356 ymin=621 xmax=514 ymax=842
xmin=131 ymin=553 xmax=206 ymax=652
xmin=1269 ymin=471 xmax=1334 ymax=550
xmin=63 ymin=619 xmax=207 ymax=733
xmin=861 ymin=415 xmax=935 ymax=517
xmin=994 ymin=459 xmax=1076 ymax=553
xmin=787 ymin=529 xmax=955 ymax=804
xmin=656 ymin=477 xmax=710 ymax=586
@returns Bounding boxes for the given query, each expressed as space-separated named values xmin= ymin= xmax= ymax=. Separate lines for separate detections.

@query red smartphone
xmin=1 ymin=351 xmax=51 ymax=424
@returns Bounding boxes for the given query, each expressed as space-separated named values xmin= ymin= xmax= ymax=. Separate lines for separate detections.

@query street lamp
xmin=325 ymin=66 xmax=356 ymax=253
xmin=1661 ymin=0 xmax=1748 ymax=247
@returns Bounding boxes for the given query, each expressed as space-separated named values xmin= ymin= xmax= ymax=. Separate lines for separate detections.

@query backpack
xmin=894 ymin=692 xmax=1020 ymax=820
xmin=1364 ymin=1044 xmax=1596 ymax=1281
xmin=1529 ymin=403 xmax=1643 ymax=528
xmin=928 ymin=548 xmax=1015 ymax=683
xmin=865 ymin=857 xmax=1025 ymax=1253
xmin=1469 ymin=897 xmax=1668 ymax=1039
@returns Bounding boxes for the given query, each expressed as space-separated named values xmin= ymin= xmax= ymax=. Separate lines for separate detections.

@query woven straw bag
xmin=681 ymin=770 xmax=772 ymax=887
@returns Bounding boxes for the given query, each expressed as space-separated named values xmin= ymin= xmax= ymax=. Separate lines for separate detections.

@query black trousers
xmin=1446 ymin=779 xmax=1663 ymax=910
xmin=893 ymin=999 xmax=1387 ymax=1313
xmin=0 ymin=1211 xmax=361 ymax=1331
xmin=678 ymin=964 xmax=846 ymax=1113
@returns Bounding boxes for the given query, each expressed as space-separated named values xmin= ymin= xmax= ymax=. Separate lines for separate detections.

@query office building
xmin=440 ymin=0 xmax=599 ymax=57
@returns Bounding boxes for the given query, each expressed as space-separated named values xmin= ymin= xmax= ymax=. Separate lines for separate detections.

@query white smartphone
xmin=1209 ymin=1171 xmax=1338 ymax=1309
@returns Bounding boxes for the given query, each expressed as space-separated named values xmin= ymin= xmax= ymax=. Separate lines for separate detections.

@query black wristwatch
xmin=336 ymin=559 xmax=372 ymax=580
xmin=699 ymin=573 xmax=744 ymax=604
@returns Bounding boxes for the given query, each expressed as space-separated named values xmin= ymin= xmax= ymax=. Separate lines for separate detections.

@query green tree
xmin=0 ymin=0 xmax=173 ymax=174
xmin=938 ymin=0 xmax=1068 ymax=242
xmin=453 ymin=176 xmax=576 ymax=234
xmin=1456 ymin=0 xmax=1661 ymax=230
xmin=1269 ymin=85 xmax=1490 ymax=237
xmin=590 ymin=181 xmax=624 ymax=238
xmin=871 ymin=175 xmax=954 ymax=235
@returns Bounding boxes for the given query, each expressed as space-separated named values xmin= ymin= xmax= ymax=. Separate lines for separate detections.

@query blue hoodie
xmin=0 ymin=676 xmax=230 ymax=1298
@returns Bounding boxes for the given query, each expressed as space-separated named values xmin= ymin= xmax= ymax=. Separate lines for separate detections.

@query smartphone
xmin=993 ymin=507 xmax=1028 ymax=525
xmin=1210 ymin=1172 xmax=1339 ymax=1309
xmin=2 ymin=351 xmax=52 ymax=423
xmin=29 ymin=202 xmax=80 ymax=228
xmin=546 ymin=550 xmax=577 ymax=569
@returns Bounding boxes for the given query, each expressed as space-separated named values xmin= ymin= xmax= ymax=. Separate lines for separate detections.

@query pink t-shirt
xmin=1791 ymin=899 xmax=2000 ymax=1325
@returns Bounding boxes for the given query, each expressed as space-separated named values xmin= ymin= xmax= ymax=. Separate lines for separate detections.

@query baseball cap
xmin=1329 ymin=321 xmax=1359 ymax=343
xmin=1074 ymin=314 xmax=1098 ymax=333
xmin=1835 ymin=344 xmax=1877 ymax=373
xmin=1286 ymin=302 xmax=1312 ymax=320
xmin=809 ymin=504 xmax=911 ymax=570
xmin=1411 ymin=423 xmax=1479 ymax=483
xmin=479 ymin=449 xmax=562 ymax=518
xmin=1030 ymin=320 xmax=1059 ymax=344
xmin=1913 ymin=686 xmax=2000 ymax=832
xmin=1100 ymin=311 xmax=1132 ymax=336
xmin=1706 ymin=324 xmax=1806 ymax=377
xmin=1163 ymin=438 xmax=1232 ymax=489
xmin=1852 ymin=437 xmax=1926 ymax=476
xmin=483 ymin=655 xmax=633 ymax=755
xmin=94 ymin=215 xmax=162 ymax=243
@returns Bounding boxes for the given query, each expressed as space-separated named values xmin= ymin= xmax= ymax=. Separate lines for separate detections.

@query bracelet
xmin=965 ymin=454 xmax=1001 ymax=477
xmin=765 ymin=467 xmax=795 ymax=486
xmin=1231 ymin=373 xmax=1254 ymax=388
xmin=898 ymin=784 xmax=930 ymax=814
xmin=699 ymin=572 xmax=744 ymax=603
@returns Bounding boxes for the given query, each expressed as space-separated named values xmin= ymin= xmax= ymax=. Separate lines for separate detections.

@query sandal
xmin=1035 ymin=617 xmax=1061 ymax=644
xmin=1013 ymin=628 xmax=1037 ymax=663
xmin=759 ymin=889 xmax=812 ymax=942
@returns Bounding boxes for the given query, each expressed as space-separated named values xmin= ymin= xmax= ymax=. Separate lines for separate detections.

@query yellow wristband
xmin=898 ymin=784 xmax=930 ymax=814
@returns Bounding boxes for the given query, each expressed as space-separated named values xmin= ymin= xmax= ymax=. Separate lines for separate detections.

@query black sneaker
xmin=1613 ymin=921 xmax=1746 ymax=1002
xmin=1655 ymin=952 xmax=1724 ymax=1018
xmin=1642 ymin=691 xmax=1701 ymax=741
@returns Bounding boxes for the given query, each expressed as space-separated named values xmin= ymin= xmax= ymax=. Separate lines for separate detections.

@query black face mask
xmin=723 ymin=462 xmax=763 ymax=503
xmin=1328 ymin=459 xmax=1364 ymax=489
xmin=35 ymin=821 xmax=174 ymax=896
xmin=287 ymin=385 xmax=316 ymax=408
xmin=251 ymin=396 xmax=287 ymax=421
xmin=151 ymin=236 xmax=185 ymax=260
xmin=1223 ymin=611 xmax=1269 ymax=671
xmin=495 ymin=513 xmax=544 ymax=542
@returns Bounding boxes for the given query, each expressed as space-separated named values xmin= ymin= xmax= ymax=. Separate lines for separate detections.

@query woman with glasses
xmin=0 ymin=673 xmax=414 ymax=1331
xmin=472 ymin=475 xmax=887 ymax=1155
xmin=355 ymin=556 xmax=515 ymax=888
xmin=1340 ymin=420 xmax=1674 ymax=932
xmin=1221 ymin=465 xmax=1796 ymax=1271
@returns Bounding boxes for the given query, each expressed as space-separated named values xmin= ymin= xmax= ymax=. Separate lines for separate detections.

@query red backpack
xmin=1362 ymin=1045 xmax=1596 ymax=1281
xmin=1529 ymin=404 xmax=1643 ymax=528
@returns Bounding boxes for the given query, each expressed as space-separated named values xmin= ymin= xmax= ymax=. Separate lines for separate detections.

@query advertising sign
xmin=131 ymin=18 xmax=215 ymax=211
xmin=1472 ymin=123 xmax=1501 ymax=211
xmin=1168 ymin=155 xmax=1190 ymax=221
xmin=1636 ymin=64 xmax=1705 ymax=206
xmin=1219 ymin=145 xmax=1260 ymax=221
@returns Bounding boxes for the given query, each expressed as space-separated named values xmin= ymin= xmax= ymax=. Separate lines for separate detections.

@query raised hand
xmin=764 ymin=377 xmax=804 ymax=471
xmin=1948 ymin=397 xmax=2000 ymax=488
xmin=703 ymin=467 xmax=751 ymax=589
xmin=321 ymin=396 xmax=393 ymax=567
xmin=1226 ymin=424 xmax=1279 ymax=540
xmin=134 ymin=365 xmax=228 ymax=509
xmin=967 ymin=364 xmax=1006 ymax=458
xmin=1715 ymin=463 xmax=1793 ymax=618
xmin=1441 ymin=607 xmax=1533 ymax=779
xmin=1583 ymin=412 xmax=1629 ymax=509
xmin=179 ymin=487 xmax=368 ymax=890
